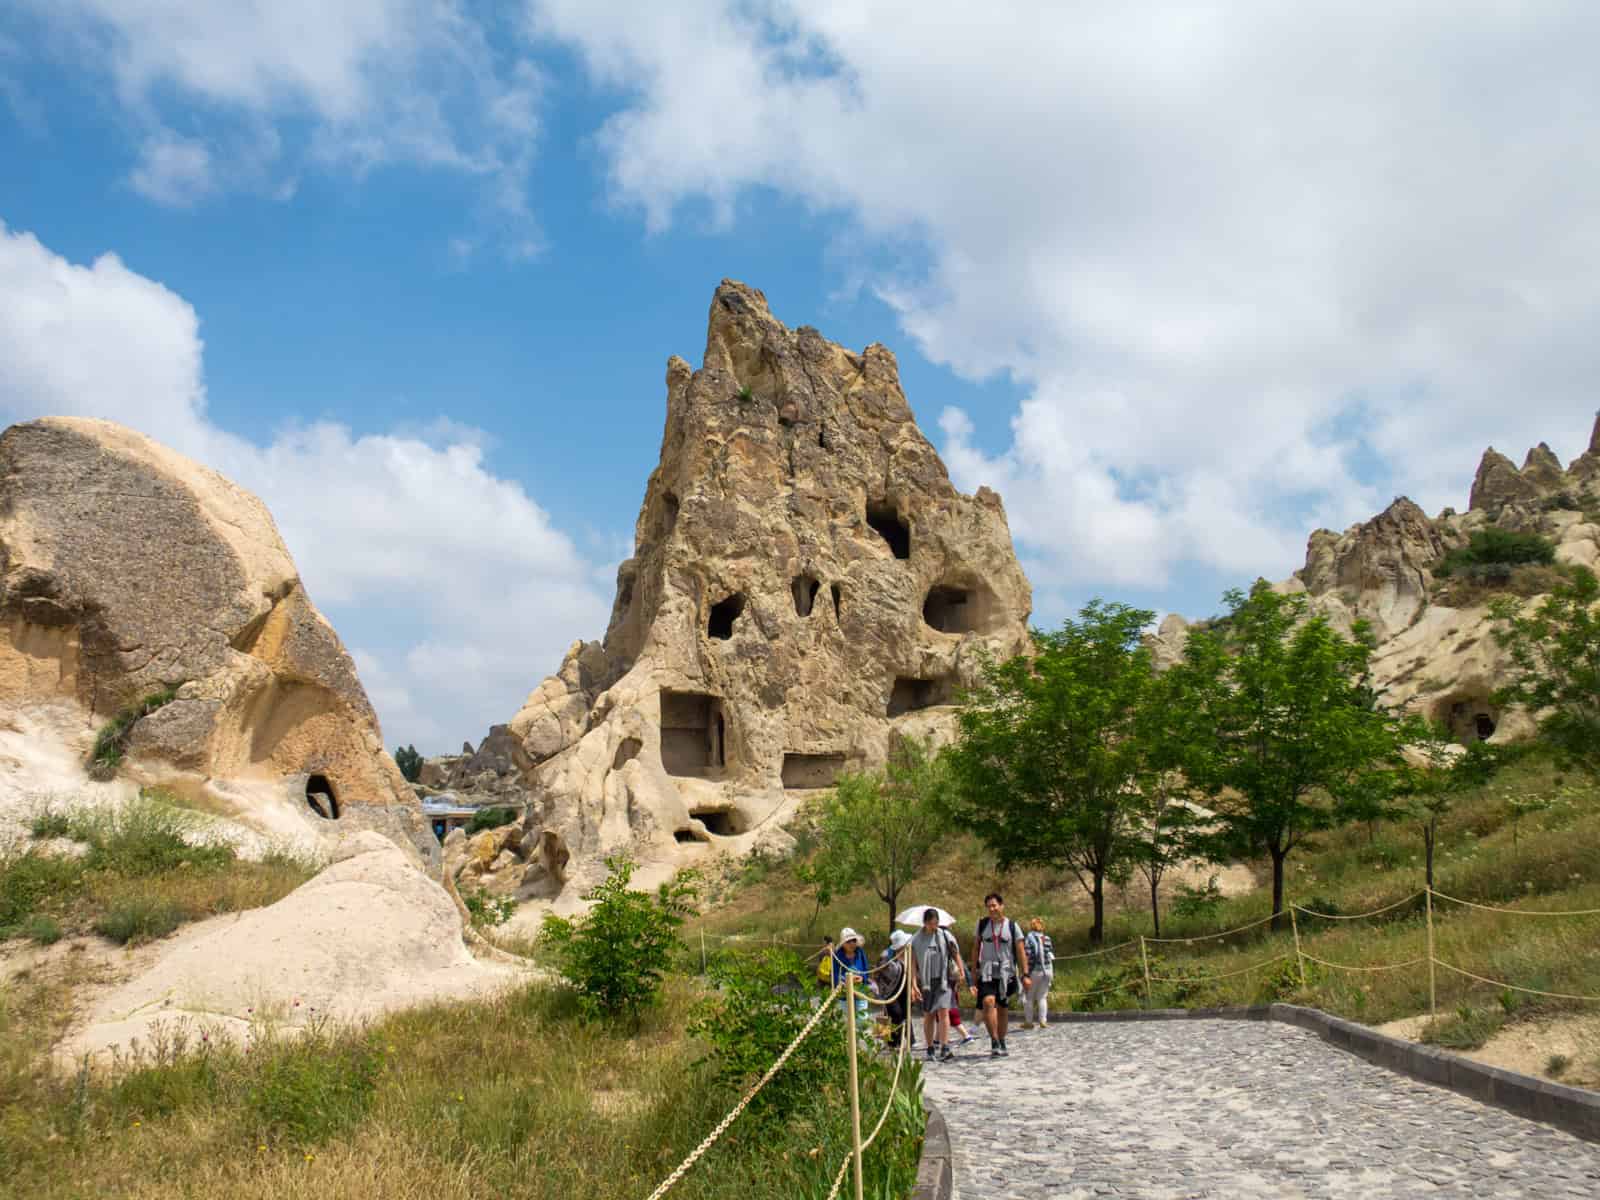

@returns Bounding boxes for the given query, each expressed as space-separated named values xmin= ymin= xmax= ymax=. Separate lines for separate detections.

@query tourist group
xmin=818 ymin=893 xmax=1057 ymax=1061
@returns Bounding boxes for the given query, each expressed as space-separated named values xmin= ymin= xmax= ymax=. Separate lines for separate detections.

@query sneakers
xmin=957 ymin=1031 xmax=977 ymax=1046
xmin=925 ymin=1046 xmax=936 ymax=1062
xmin=997 ymin=1039 xmax=1010 ymax=1057
xmin=989 ymin=1039 xmax=1000 ymax=1058
xmin=938 ymin=1044 xmax=954 ymax=1063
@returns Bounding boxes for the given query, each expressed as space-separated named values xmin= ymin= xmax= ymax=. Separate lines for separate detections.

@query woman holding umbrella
xmin=905 ymin=906 xmax=969 ymax=1062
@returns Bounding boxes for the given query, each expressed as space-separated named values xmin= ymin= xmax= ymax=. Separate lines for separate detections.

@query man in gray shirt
xmin=974 ymin=891 xmax=1031 ymax=1057
xmin=909 ymin=908 xmax=969 ymax=1062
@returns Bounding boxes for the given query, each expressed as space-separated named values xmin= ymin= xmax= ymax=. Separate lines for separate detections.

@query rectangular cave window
xmin=660 ymin=690 xmax=730 ymax=777
xmin=888 ymin=675 xmax=955 ymax=717
xmin=692 ymin=808 xmax=740 ymax=836
xmin=923 ymin=585 xmax=972 ymax=633
xmin=708 ymin=593 xmax=745 ymax=640
xmin=866 ymin=502 xmax=910 ymax=559
xmin=781 ymin=752 xmax=848 ymax=789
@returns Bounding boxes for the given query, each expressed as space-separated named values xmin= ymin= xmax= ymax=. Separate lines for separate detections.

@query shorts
xmin=977 ymin=976 xmax=1017 ymax=1004
xmin=916 ymin=986 xmax=952 ymax=1015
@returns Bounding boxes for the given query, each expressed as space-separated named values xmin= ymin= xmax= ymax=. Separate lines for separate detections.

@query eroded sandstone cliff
xmin=445 ymin=281 xmax=1033 ymax=916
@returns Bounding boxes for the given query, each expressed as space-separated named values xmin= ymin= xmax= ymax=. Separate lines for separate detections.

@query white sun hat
xmin=839 ymin=926 xmax=862 ymax=945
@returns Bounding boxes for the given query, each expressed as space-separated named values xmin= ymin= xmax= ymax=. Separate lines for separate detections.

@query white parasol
xmin=895 ymin=904 xmax=956 ymax=928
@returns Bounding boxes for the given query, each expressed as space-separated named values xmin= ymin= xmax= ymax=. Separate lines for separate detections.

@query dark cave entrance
xmin=708 ymin=593 xmax=746 ymax=640
xmin=305 ymin=773 xmax=340 ymax=820
xmin=866 ymin=502 xmax=911 ymax=560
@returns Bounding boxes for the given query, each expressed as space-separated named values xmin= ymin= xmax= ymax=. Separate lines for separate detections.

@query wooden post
xmin=1139 ymin=936 xmax=1152 ymax=1009
xmin=1289 ymin=905 xmax=1306 ymax=989
xmin=845 ymin=971 xmax=865 ymax=1200
xmin=1425 ymin=886 xmax=1437 ymax=1019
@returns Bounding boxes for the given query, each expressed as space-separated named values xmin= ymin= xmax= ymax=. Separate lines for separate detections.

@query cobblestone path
xmin=918 ymin=1018 xmax=1600 ymax=1198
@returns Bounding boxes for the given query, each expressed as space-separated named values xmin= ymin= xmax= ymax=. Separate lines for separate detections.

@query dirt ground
xmin=1377 ymin=1012 xmax=1600 ymax=1090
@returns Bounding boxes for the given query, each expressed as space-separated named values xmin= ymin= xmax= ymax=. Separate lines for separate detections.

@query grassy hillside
xmin=692 ymin=750 xmax=1600 ymax=1075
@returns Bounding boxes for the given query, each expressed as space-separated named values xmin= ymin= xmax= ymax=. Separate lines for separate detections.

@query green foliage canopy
xmin=541 ymin=856 xmax=696 ymax=1021
xmin=1434 ymin=527 xmax=1555 ymax=579
xmin=945 ymin=600 xmax=1155 ymax=943
xmin=394 ymin=744 xmax=423 ymax=782
xmin=1492 ymin=565 xmax=1600 ymax=770
xmin=1170 ymin=581 xmax=1404 ymax=927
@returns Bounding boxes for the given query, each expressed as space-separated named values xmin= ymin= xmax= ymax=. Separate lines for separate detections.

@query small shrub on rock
xmin=1432 ymin=528 xmax=1555 ymax=579
xmin=465 ymin=806 xmax=519 ymax=835
xmin=94 ymin=896 xmax=186 ymax=944
xmin=541 ymin=856 xmax=696 ymax=1020
xmin=463 ymin=888 xmax=516 ymax=928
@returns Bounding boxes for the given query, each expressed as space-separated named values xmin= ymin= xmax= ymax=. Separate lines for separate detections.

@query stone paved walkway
xmin=918 ymin=1018 xmax=1600 ymax=1198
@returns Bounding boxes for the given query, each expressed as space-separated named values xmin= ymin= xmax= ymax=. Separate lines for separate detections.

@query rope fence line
xmin=1144 ymin=909 xmax=1279 ymax=943
xmin=1148 ymin=952 xmax=1294 ymax=985
xmin=1299 ymin=951 xmax=1428 ymax=973
xmin=643 ymin=980 xmax=847 ymax=1200
xmin=1431 ymin=959 xmax=1600 ymax=1004
xmin=1051 ymin=937 xmax=1140 ymax=962
xmin=1292 ymin=892 xmax=1424 ymax=921
xmin=1429 ymin=890 xmax=1600 ymax=918
xmin=824 ymin=1011 xmax=912 ymax=1200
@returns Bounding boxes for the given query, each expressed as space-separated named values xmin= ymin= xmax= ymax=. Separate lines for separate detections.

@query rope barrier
xmin=1429 ymin=890 xmax=1600 ymax=918
xmin=1430 ymin=959 xmax=1600 ymax=1003
xmin=642 ymin=982 xmax=845 ymax=1200
xmin=1051 ymin=938 xmax=1139 ymax=962
xmin=1149 ymin=952 xmax=1293 ymax=984
xmin=824 ymin=1012 xmax=912 ymax=1200
xmin=1144 ymin=910 xmax=1279 ymax=943
xmin=1299 ymin=951 xmax=1428 ymax=973
xmin=1293 ymin=892 xmax=1424 ymax=921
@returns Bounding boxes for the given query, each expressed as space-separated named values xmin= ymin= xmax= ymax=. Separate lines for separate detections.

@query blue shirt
xmin=831 ymin=945 xmax=869 ymax=986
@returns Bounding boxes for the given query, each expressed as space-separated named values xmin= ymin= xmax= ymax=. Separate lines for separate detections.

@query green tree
xmin=807 ymin=737 xmax=948 ymax=936
xmin=540 ymin=856 xmax=697 ymax=1021
xmin=1172 ymin=581 xmax=1403 ymax=930
xmin=394 ymin=744 xmax=423 ymax=782
xmin=1394 ymin=728 xmax=1498 ymax=887
xmin=1128 ymin=666 xmax=1211 ymax=939
xmin=946 ymin=600 xmax=1154 ymax=943
xmin=1491 ymin=566 xmax=1600 ymax=770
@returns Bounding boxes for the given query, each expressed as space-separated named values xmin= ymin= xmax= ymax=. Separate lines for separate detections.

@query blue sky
xmin=5 ymin=3 xmax=1600 ymax=752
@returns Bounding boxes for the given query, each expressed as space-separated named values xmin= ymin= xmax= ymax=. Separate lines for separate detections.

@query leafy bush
xmin=463 ymin=888 xmax=517 ymax=928
xmin=87 ymin=685 xmax=182 ymax=779
xmin=1171 ymin=874 xmax=1226 ymax=921
xmin=465 ymin=806 xmax=519 ymax=835
xmin=688 ymin=947 xmax=845 ymax=1121
xmin=243 ymin=1029 xmax=383 ymax=1145
xmin=541 ymin=857 xmax=696 ymax=1020
xmin=1433 ymin=528 xmax=1555 ymax=579
xmin=393 ymin=743 xmax=423 ymax=782
xmin=0 ymin=851 xmax=85 ymax=927
xmin=94 ymin=896 xmax=186 ymax=944
xmin=28 ymin=810 xmax=70 ymax=839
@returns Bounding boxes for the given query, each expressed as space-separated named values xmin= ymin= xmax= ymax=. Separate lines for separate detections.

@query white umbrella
xmin=895 ymin=905 xmax=955 ymax=928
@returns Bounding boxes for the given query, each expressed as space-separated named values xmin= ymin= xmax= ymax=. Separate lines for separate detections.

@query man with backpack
xmin=974 ymin=892 xmax=1031 ymax=1057
xmin=908 ymin=907 xmax=969 ymax=1062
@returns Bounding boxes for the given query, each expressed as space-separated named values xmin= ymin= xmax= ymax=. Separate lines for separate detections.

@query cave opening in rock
xmin=888 ymin=675 xmax=956 ymax=717
xmin=831 ymin=583 xmax=842 ymax=621
xmin=708 ymin=593 xmax=746 ymax=640
xmin=866 ymin=502 xmax=910 ymax=559
xmin=792 ymin=573 xmax=821 ymax=617
xmin=660 ymin=690 xmax=730 ymax=777
xmin=658 ymin=492 xmax=680 ymax=540
xmin=612 ymin=736 xmax=642 ymax=770
xmin=1438 ymin=696 xmax=1501 ymax=745
xmin=673 ymin=828 xmax=700 ymax=844
xmin=692 ymin=808 xmax=741 ymax=836
xmin=922 ymin=579 xmax=1001 ymax=635
xmin=1475 ymin=713 xmax=1497 ymax=740
xmin=305 ymin=773 xmax=340 ymax=820
xmin=782 ymin=752 xmax=848 ymax=789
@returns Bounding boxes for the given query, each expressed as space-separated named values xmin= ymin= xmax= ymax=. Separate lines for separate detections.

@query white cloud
xmin=0 ymin=219 xmax=608 ymax=751
xmin=128 ymin=131 xmax=214 ymax=207
xmin=21 ymin=0 xmax=543 ymax=255
xmin=532 ymin=1 xmax=1600 ymax=605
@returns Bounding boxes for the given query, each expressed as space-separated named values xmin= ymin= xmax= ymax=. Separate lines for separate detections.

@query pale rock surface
xmin=65 ymin=832 xmax=521 ymax=1061
xmin=460 ymin=282 xmax=1033 ymax=927
xmin=0 ymin=418 xmax=411 ymax=835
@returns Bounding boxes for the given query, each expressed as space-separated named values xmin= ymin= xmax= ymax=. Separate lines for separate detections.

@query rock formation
xmin=0 ymin=417 xmax=413 ymax=830
xmin=1161 ymin=414 xmax=1600 ymax=748
xmin=457 ymin=281 xmax=1033 ymax=920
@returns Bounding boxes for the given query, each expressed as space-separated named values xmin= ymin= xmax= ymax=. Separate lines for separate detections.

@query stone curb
xmin=911 ymin=1097 xmax=953 ymax=1200
xmin=1039 ymin=1003 xmax=1600 ymax=1144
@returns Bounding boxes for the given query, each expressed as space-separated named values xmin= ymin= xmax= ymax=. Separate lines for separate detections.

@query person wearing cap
xmin=877 ymin=930 xmax=915 ymax=1049
xmin=832 ymin=927 xmax=871 ymax=1026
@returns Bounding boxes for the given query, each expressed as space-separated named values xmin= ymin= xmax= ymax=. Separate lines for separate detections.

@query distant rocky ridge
xmin=0 ymin=417 xmax=422 ymax=854
xmin=1151 ymin=415 xmax=1600 ymax=745
xmin=433 ymin=281 xmax=1033 ymax=921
